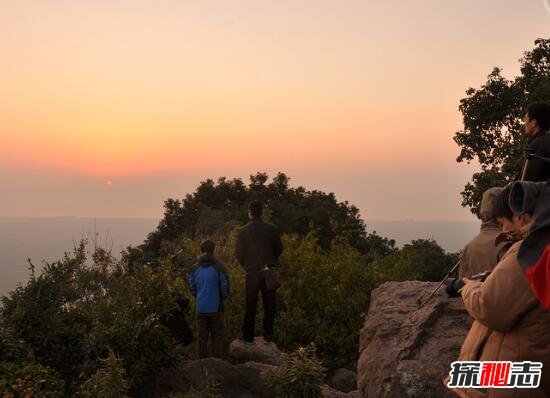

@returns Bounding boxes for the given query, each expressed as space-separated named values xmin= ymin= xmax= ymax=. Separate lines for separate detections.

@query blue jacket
xmin=187 ymin=253 xmax=229 ymax=314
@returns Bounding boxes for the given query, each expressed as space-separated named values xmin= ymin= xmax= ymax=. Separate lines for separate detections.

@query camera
xmin=445 ymin=271 xmax=490 ymax=297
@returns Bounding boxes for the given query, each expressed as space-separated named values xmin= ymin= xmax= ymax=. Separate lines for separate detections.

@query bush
xmin=0 ymin=361 xmax=65 ymax=398
xmin=0 ymin=241 xmax=182 ymax=396
xmin=269 ymin=344 xmax=326 ymax=398
xmin=276 ymin=235 xmax=379 ymax=367
xmin=79 ymin=350 xmax=129 ymax=397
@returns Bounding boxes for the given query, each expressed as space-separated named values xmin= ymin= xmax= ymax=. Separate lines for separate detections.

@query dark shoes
xmin=240 ymin=335 xmax=274 ymax=345
xmin=240 ymin=336 xmax=255 ymax=345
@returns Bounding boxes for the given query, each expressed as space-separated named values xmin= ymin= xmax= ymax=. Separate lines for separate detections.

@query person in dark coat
xmin=235 ymin=201 xmax=283 ymax=344
xmin=520 ymin=101 xmax=550 ymax=182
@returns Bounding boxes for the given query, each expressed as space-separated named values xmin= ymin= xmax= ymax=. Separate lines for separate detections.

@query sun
xmin=105 ymin=180 xmax=113 ymax=187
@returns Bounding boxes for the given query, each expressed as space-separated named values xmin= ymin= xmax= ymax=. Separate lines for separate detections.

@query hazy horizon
xmin=0 ymin=217 xmax=481 ymax=296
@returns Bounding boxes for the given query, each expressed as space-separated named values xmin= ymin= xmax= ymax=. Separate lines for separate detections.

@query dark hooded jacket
xmin=188 ymin=253 xmax=230 ymax=313
xmin=521 ymin=131 xmax=550 ymax=182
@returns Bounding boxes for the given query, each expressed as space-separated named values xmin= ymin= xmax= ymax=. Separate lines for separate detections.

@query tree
xmin=385 ymin=239 xmax=458 ymax=282
xmin=127 ymin=172 xmax=395 ymax=268
xmin=454 ymin=38 xmax=550 ymax=216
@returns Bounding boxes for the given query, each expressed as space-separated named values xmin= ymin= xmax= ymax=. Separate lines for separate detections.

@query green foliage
xmin=0 ymin=241 xmax=182 ymax=397
xmin=79 ymin=350 xmax=129 ymax=398
xmin=384 ymin=239 xmax=458 ymax=282
xmin=269 ymin=344 xmax=326 ymax=398
xmin=167 ymin=375 xmax=222 ymax=398
xmin=454 ymin=38 xmax=550 ymax=215
xmin=0 ymin=361 xmax=65 ymax=398
xmin=276 ymin=235 xmax=379 ymax=367
xmin=126 ymin=172 xmax=395 ymax=269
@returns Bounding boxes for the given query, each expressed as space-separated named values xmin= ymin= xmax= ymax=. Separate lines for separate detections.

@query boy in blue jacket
xmin=188 ymin=240 xmax=230 ymax=358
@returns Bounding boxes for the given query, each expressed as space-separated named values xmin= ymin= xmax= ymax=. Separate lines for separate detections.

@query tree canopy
xmin=454 ymin=38 xmax=550 ymax=216
xmin=126 ymin=172 xmax=396 ymax=267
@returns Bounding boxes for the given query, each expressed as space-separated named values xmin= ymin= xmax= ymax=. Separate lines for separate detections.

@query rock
xmin=235 ymin=361 xmax=277 ymax=398
xmin=327 ymin=368 xmax=357 ymax=393
xmin=357 ymin=281 xmax=471 ymax=398
xmin=155 ymin=358 xmax=255 ymax=398
xmin=229 ymin=337 xmax=282 ymax=366
xmin=321 ymin=385 xmax=361 ymax=398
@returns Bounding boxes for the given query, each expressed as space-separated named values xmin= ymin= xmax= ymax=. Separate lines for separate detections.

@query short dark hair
xmin=526 ymin=102 xmax=550 ymax=132
xmin=248 ymin=200 xmax=263 ymax=218
xmin=200 ymin=239 xmax=215 ymax=254
xmin=492 ymin=184 xmax=514 ymax=221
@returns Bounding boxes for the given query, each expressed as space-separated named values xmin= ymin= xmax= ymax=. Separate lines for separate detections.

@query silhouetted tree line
xmin=125 ymin=172 xmax=397 ymax=268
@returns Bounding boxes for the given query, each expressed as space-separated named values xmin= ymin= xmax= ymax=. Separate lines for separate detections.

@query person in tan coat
xmin=447 ymin=185 xmax=550 ymax=398
xmin=459 ymin=187 xmax=505 ymax=279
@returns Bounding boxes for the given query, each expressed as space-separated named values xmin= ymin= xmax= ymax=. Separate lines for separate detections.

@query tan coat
xmin=459 ymin=221 xmax=503 ymax=279
xmin=449 ymin=241 xmax=550 ymax=397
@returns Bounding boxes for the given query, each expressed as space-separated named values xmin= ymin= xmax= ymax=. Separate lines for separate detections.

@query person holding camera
xmin=447 ymin=182 xmax=550 ymax=397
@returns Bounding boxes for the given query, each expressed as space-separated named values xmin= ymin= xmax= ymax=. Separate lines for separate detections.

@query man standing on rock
xmin=235 ymin=200 xmax=283 ymax=344
xmin=188 ymin=240 xmax=230 ymax=358
xmin=458 ymin=187 xmax=505 ymax=279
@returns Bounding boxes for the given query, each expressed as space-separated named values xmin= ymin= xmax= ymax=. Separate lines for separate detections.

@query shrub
xmin=0 ymin=361 xmax=65 ymax=398
xmin=0 ymin=241 xmax=182 ymax=396
xmin=269 ymin=344 xmax=326 ymax=398
xmin=79 ymin=350 xmax=129 ymax=397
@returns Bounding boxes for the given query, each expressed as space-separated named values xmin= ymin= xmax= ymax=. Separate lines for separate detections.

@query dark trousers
xmin=242 ymin=272 xmax=276 ymax=341
xmin=197 ymin=312 xmax=224 ymax=358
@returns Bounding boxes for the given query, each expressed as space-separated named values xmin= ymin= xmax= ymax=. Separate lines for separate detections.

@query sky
xmin=1 ymin=0 xmax=549 ymax=221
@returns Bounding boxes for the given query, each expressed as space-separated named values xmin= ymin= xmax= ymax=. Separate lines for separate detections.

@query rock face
xmin=357 ymin=281 xmax=471 ymax=398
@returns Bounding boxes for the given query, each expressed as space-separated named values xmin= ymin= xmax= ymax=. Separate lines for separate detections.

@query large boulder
xmin=357 ymin=281 xmax=471 ymax=398
xmin=229 ymin=337 xmax=282 ymax=366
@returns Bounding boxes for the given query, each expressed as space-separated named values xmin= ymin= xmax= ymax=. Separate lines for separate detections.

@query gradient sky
xmin=1 ymin=0 xmax=549 ymax=221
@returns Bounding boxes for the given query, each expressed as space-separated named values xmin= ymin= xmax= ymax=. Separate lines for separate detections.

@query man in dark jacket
xmin=521 ymin=101 xmax=550 ymax=182
xmin=188 ymin=240 xmax=229 ymax=358
xmin=235 ymin=201 xmax=283 ymax=344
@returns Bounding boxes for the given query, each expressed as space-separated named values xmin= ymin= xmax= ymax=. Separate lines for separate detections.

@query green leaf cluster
xmin=454 ymin=38 xmax=550 ymax=215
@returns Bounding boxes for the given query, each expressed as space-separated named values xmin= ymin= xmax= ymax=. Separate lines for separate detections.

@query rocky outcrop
xmin=156 ymin=339 xmax=360 ymax=397
xmin=228 ymin=337 xmax=282 ymax=366
xmin=155 ymin=358 xmax=250 ymax=398
xmin=357 ymin=281 xmax=471 ymax=398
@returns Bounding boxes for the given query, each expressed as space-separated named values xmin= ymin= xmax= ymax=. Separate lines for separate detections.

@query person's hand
xmin=459 ymin=278 xmax=478 ymax=293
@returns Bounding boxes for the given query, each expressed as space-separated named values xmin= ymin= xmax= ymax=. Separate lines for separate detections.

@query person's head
xmin=492 ymin=184 xmax=533 ymax=232
xmin=200 ymin=239 xmax=215 ymax=254
xmin=523 ymin=102 xmax=550 ymax=136
xmin=248 ymin=200 xmax=263 ymax=219
xmin=479 ymin=187 xmax=503 ymax=222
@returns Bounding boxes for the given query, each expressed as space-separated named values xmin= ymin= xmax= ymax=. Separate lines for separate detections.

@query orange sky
xmin=1 ymin=0 xmax=549 ymax=220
